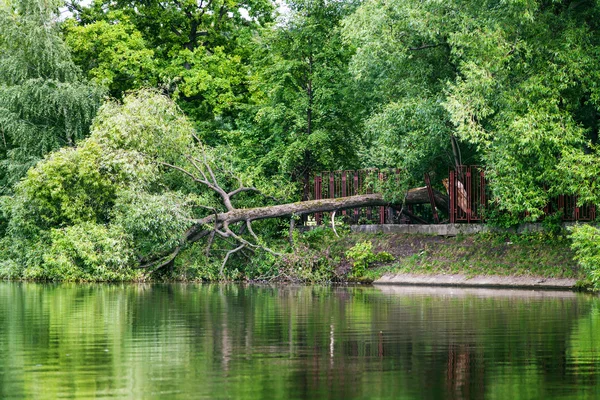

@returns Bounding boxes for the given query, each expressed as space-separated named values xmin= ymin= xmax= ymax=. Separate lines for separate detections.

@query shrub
xmin=570 ymin=224 xmax=600 ymax=289
xmin=345 ymin=240 xmax=394 ymax=277
xmin=41 ymin=222 xmax=137 ymax=281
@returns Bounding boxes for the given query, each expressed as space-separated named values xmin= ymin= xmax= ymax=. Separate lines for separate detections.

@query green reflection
xmin=0 ymin=283 xmax=598 ymax=399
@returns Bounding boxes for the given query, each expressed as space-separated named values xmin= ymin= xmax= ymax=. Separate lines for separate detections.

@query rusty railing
xmin=307 ymin=169 xmax=402 ymax=225
xmin=449 ymin=165 xmax=597 ymax=223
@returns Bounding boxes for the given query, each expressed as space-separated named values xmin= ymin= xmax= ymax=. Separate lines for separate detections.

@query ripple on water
xmin=0 ymin=283 xmax=599 ymax=399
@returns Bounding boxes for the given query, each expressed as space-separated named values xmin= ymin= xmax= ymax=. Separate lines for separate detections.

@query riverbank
xmin=374 ymin=274 xmax=578 ymax=290
xmin=328 ymin=230 xmax=586 ymax=288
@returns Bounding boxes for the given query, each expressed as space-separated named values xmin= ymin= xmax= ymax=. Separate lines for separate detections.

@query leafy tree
xmin=236 ymin=0 xmax=364 ymax=196
xmin=64 ymin=0 xmax=274 ymax=140
xmin=1 ymin=90 xmax=395 ymax=281
xmin=63 ymin=13 xmax=157 ymax=97
xmin=342 ymin=0 xmax=462 ymax=189
xmin=2 ymin=90 xmax=196 ymax=280
xmin=0 ymin=0 xmax=104 ymax=190
xmin=343 ymin=0 xmax=600 ymax=216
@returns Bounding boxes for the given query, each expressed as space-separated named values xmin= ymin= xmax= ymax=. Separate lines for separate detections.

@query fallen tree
xmin=143 ymin=152 xmax=450 ymax=276
xmin=3 ymin=90 xmax=450 ymax=281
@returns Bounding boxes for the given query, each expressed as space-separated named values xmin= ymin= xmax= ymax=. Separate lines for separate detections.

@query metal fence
xmin=449 ymin=166 xmax=486 ymax=223
xmin=449 ymin=166 xmax=597 ymax=223
xmin=307 ymin=169 xmax=402 ymax=225
xmin=303 ymin=166 xmax=598 ymax=225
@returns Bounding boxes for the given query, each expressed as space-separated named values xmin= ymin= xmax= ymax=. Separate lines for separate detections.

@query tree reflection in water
xmin=0 ymin=283 xmax=597 ymax=399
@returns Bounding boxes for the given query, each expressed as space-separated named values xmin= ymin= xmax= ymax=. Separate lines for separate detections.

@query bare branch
xmin=228 ymin=185 xmax=281 ymax=203
xmin=205 ymin=230 xmax=216 ymax=257
xmin=228 ymin=186 xmax=260 ymax=198
xmin=186 ymin=155 xmax=210 ymax=183
xmin=226 ymin=225 xmax=282 ymax=257
xmin=163 ymin=156 xmax=234 ymax=210
xmin=142 ymin=246 xmax=181 ymax=276
xmin=196 ymin=151 xmax=219 ymax=187
xmin=331 ymin=210 xmax=339 ymax=238
xmin=159 ymin=161 xmax=203 ymax=183
xmin=220 ymin=244 xmax=245 ymax=276
xmin=246 ymin=220 xmax=260 ymax=243
xmin=191 ymin=131 xmax=202 ymax=144
xmin=289 ymin=216 xmax=295 ymax=248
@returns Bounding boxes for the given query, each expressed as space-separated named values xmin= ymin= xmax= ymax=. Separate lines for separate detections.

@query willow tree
xmin=0 ymin=0 xmax=104 ymax=191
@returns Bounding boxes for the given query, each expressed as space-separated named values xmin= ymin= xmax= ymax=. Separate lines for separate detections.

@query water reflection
xmin=0 ymin=283 xmax=598 ymax=399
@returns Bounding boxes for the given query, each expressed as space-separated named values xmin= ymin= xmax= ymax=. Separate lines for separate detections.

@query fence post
xmin=353 ymin=171 xmax=359 ymax=223
xmin=480 ymin=169 xmax=486 ymax=221
xmin=342 ymin=171 xmax=347 ymax=217
xmin=424 ymin=173 xmax=439 ymax=223
xmin=379 ymin=171 xmax=385 ymax=224
xmin=329 ymin=172 xmax=334 ymax=199
xmin=449 ymin=170 xmax=455 ymax=223
xmin=315 ymin=174 xmax=322 ymax=225
xmin=466 ymin=168 xmax=472 ymax=223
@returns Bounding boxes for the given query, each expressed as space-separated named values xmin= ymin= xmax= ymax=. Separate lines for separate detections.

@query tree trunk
xmin=186 ymin=187 xmax=448 ymax=243
xmin=151 ymin=153 xmax=450 ymax=275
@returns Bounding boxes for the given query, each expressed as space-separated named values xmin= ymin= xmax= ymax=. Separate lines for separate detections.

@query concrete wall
xmin=350 ymin=222 xmax=578 ymax=236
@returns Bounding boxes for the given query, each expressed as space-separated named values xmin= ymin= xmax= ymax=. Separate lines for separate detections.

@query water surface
xmin=1 ymin=283 xmax=599 ymax=399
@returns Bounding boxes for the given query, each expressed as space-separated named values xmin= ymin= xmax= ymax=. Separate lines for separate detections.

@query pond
xmin=0 ymin=282 xmax=599 ymax=399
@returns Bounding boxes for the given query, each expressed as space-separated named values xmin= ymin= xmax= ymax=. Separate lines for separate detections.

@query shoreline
xmin=373 ymin=273 xmax=580 ymax=291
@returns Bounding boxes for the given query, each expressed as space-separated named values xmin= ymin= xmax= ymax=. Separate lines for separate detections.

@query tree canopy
xmin=64 ymin=0 xmax=275 ymax=140
xmin=0 ymin=0 xmax=104 ymax=190
xmin=3 ymin=0 xmax=600 ymax=281
xmin=343 ymin=0 xmax=600 ymax=217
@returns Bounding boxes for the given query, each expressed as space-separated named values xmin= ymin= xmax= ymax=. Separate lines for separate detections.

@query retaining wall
xmin=350 ymin=222 xmax=578 ymax=236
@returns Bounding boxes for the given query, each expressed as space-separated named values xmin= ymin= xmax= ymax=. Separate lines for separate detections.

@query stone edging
xmin=374 ymin=273 xmax=578 ymax=290
xmin=351 ymin=222 xmax=579 ymax=236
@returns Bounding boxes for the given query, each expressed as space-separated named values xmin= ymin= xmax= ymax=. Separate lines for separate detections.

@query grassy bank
xmin=246 ymin=227 xmax=583 ymax=284
xmin=358 ymin=232 xmax=581 ymax=282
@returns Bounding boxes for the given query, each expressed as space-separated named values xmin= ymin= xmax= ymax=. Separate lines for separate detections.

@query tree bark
xmin=406 ymin=186 xmax=449 ymax=213
xmin=186 ymin=187 xmax=448 ymax=242
xmin=151 ymin=154 xmax=450 ymax=275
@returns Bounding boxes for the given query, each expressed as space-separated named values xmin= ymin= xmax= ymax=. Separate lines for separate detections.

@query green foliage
xmin=2 ymin=90 xmax=198 ymax=281
xmin=343 ymin=0 xmax=600 ymax=214
xmin=541 ymin=211 xmax=565 ymax=237
xmin=345 ymin=240 xmax=394 ymax=277
xmin=483 ymin=206 xmax=523 ymax=229
xmin=41 ymin=222 xmax=136 ymax=281
xmin=299 ymin=226 xmax=338 ymax=247
xmin=570 ymin=225 xmax=600 ymax=289
xmin=1 ymin=89 xmax=292 ymax=282
xmin=173 ymin=242 xmax=222 ymax=281
xmin=0 ymin=0 xmax=104 ymax=190
xmin=112 ymin=191 xmax=193 ymax=260
xmin=5 ymin=0 xmax=600 ymax=284
xmin=63 ymin=13 xmax=157 ymax=96
xmin=90 ymin=89 xmax=194 ymax=163
xmin=342 ymin=0 xmax=462 ymax=188
xmin=67 ymin=0 xmax=274 ymax=138
xmin=236 ymin=0 xmax=364 ymax=181
xmin=11 ymin=141 xmax=119 ymax=232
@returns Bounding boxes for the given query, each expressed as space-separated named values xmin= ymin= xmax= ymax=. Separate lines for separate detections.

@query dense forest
xmin=2 ymin=0 xmax=600 ymax=283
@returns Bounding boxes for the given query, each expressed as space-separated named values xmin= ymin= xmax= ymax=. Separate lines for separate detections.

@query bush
xmin=0 ymin=259 xmax=23 ymax=280
xmin=345 ymin=240 xmax=394 ymax=277
xmin=570 ymin=224 xmax=600 ymax=289
xmin=173 ymin=242 xmax=223 ymax=281
xmin=41 ymin=222 xmax=137 ymax=281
